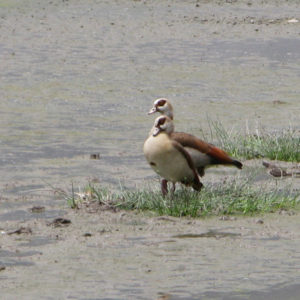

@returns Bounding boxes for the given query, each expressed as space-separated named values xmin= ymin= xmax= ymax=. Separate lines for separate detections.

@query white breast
xmin=143 ymin=133 xmax=194 ymax=183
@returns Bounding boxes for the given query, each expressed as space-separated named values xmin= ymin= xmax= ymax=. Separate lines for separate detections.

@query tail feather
xmin=232 ymin=160 xmax=243 ymax=169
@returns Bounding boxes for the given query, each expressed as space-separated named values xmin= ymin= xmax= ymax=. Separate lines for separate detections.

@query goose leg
xmin=161 ymin=179 xmax=168 ymax=196
xmin=171 ymin=182 xmax=176 ymax=194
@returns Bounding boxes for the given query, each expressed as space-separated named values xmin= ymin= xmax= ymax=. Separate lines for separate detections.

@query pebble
xmin=255 ymin=219 xmax=264 ymax=224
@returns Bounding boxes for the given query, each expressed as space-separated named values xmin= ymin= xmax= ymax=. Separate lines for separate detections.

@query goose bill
xmin=152 ymin=127 xmax=161 ymax=136
xmin=148 ymin=106 xmax=157 ymax=115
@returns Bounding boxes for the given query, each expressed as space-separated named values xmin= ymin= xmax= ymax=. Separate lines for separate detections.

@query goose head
xmin=152 ymin=115 xmax=174 ymax=137
xmin=148 ymin=98 xmax=174 ymax=120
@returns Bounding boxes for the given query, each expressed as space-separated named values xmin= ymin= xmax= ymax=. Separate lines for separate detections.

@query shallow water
xmin=0 ymin=0 xmax=300 ymax=299
xmin=1 ymin=0 xmax=300 ymax=197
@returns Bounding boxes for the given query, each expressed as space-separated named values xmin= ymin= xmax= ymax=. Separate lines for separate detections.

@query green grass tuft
xmin=64 ymin=177 xmax=300 ymax=218
xmin=118 ymin=180 xmax=299 ymax=217
xmin=208 ymin=121 xmax=300 ymax=162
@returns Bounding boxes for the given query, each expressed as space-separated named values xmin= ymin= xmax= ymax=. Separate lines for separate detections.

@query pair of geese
xmin=143 ymin=98 xmax=243 ymax=195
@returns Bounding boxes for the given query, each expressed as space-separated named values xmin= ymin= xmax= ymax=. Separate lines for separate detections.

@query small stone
xmin=219 ymin=216 xmax=237 ymax=221
xmin=7 ymin=227 xmax=32 ymax=235
xmin=47 ymin=218 xmax=71 ymax=227
xmin=279 ymin=209 xmax=295 ymax=216
xmin=29 ymin=206 xmax=45 ymax=213
xmin=288 ymin=18 xmax=298 ymax=23
xmin=90 ymin=153 xmax=100 ymax=159
xmin=255 ymin=219 xmax=264 ymax=224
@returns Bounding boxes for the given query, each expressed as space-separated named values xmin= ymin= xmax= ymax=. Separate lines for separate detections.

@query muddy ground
xmin=1 ymin=202 xmax=300 ymax=300
xmin=0 ymin=0 xmax=300 ymax=299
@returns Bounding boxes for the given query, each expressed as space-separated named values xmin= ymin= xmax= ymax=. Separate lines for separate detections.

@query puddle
xmin=173 ymin=230 xmax=241 ymax=239
xmin=138 ymin=37 xmax=300 ymax=67
xmin=3 ymin=184 xmax=45 ymax=194
xmin=0 ymin=250 xmax=39 ymax=268
xmin=0 ymin=249 xmax=41 ymax=258
xmin=18 ymin=236 xmax=56 ymax=248
xmin=0 ymin=209 xmax=65 ymax=222
xmin=0 ymin=260 xmax=34 ymax=268
xmin=202 ymin=282 xmax=300 ymax=300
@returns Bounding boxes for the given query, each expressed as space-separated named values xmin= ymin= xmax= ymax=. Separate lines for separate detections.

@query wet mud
xmin=1 ymin=207 xmax=300 ymax=299
xmin=1 ymin=0 xmax=300 ymax=299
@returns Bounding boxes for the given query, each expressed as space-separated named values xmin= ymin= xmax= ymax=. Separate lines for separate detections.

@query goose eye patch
xmin=157 ymin=117 xmax=166 ymax=126
xmin=157 ymin=99 xmax=166 ymax=106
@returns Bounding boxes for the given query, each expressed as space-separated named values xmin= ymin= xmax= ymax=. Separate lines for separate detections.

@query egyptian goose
xmin=148 ymin=98 xmax=243 ymax=176
xmin=143 ymin=115 xmax=203 ymax=196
